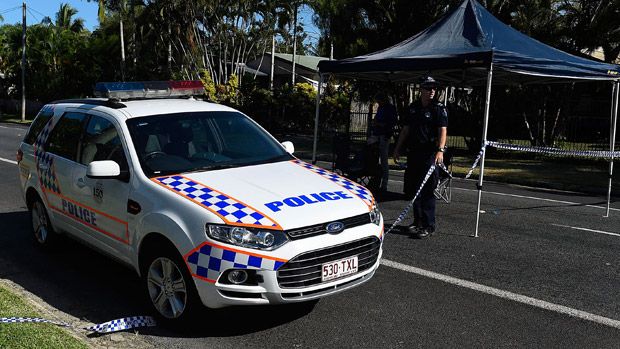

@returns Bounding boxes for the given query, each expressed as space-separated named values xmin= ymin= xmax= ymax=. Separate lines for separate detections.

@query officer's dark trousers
xmin=404 ymin=148 xmax=438 ymax=229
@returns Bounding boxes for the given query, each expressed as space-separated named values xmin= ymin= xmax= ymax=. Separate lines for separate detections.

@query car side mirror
xmin=87 ymin=160 xmax=121 ymax=179
xmin=281 ymin=141 xmax=295 ymax=154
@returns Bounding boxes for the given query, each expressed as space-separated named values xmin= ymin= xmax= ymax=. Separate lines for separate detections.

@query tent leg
xmin=312 ymin=74 xmax=324 ymax=164
xmin=474 ymin=64 xmax=494 ymax=238
xmin=606 ymin=81 xmax=619 ymax=217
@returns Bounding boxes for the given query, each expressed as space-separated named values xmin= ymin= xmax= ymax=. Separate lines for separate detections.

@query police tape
xmin=464 ymin=141 xmax=620 ymax=180
xmin=486 ymin=141 xmax=620 ymax=158
xmin=385 ymin=164 xmax=437 ymax=235
xmin=464 ymin=146 xmax=486 ymax=179
xmin=0 ymin=315 xmax=156 ymax=334
xmin=436 ymin=161 xmax=452 ymax=178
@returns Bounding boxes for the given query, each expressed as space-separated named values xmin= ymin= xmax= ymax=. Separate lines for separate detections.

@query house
xmin=244 ymin=53 xmax=328 ymax=88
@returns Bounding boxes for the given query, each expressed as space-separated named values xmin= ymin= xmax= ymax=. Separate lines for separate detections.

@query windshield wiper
xmin=247 ymin=154 xmax=293 ymax=165
xmin=186 ymin=163 xmax=237 ymax=173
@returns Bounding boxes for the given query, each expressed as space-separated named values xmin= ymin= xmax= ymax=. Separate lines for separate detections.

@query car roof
xmin=51 ymin=98 xmax=239 ymax=119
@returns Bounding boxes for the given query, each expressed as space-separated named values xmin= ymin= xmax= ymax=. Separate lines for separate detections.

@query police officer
xmin=371 ymin=92 xmax=398 ymax=193
xmin=393 ymin=76 xmax=448 ymax=238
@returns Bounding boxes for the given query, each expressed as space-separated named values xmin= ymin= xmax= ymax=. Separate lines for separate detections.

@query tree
xmin=0 ymin=3 xmax=94 ymax=103
xmin=54 ymin=3 xmax=85 ymax=32
xmin=561 ymin=0 xmax=620 ymax=63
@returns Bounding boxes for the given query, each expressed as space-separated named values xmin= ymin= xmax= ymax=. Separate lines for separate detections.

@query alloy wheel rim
xmin=147 ymin=257 xmax=188 ymax=319
xmin=32 ymin=202 xmax=48 ymax=244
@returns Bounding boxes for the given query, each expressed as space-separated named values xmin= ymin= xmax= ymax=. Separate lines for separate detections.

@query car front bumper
xmin=194 ymin=222 xmax=384 ymax=308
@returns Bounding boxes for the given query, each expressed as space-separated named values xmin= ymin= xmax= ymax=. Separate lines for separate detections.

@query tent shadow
xmin=0 ymin=210 xmax=315 ymax=337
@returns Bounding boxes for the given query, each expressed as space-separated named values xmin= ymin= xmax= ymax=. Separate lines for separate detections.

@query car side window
xmin=80 ymin=115 xmax=128 ymax=171
xmin=23 ymin=109 xmax=53 ymax=145
xmin=45 ymin=112 xmax=87 ymax=161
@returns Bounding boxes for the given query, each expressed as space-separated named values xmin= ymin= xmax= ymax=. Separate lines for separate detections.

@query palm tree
xmin=562 ymin=0 xmax=620 ymax=63
xmin=54 ymin=3 xmax=85 ymax=32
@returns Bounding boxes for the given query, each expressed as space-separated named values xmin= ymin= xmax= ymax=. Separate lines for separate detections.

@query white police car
xmin=17 ymin=81 xmax=383 ymax=322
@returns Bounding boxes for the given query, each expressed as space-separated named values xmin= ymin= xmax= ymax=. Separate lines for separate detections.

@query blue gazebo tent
xmin=317 ymin=0 xmax=619 ymax=83
xmin=312 ymin=0 xmax=620 ymax=235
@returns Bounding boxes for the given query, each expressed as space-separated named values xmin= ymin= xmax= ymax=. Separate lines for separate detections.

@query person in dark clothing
xmin=371 ymin=93 xmax=398 ymax=192
xmin=393 ymin=76 xmax=448 ymax=238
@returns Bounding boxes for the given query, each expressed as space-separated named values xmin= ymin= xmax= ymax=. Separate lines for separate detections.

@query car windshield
xmin=126 ymin=111 xmax=292 ymax=177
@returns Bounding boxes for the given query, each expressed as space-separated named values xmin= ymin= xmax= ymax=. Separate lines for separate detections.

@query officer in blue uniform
xmin=393 ymin=76 xmax=448 ymax=238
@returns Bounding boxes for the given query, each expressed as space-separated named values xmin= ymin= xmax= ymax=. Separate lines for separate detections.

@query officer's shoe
xmin=407 ymin=223 xmax=422 ymax=235
xmin=415 ymin=227 xmax=435 ymax=239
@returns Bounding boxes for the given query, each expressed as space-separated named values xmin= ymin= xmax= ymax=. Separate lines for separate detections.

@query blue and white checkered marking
xmin=186 ymin=242 xmax=286 ymax=282
xmin=155 ymin=175 xmax=279 ymax=229
xmin=292 ymin=160 xmax=374 ymax=208
xmin=34 ymin=117 xmax=61 ymax=194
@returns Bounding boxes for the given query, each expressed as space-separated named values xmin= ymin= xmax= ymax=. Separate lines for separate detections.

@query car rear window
xmin=23 ymin=107 xmax=54 ymax=145
xmin=44 ymin=112 xmax=88 ymax=161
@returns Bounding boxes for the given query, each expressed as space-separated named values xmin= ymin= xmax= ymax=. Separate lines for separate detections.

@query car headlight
xmin=206 ymin=224 xmax=289 ymax=250
xmin=370 ymin=204 xmax=381 ymax=226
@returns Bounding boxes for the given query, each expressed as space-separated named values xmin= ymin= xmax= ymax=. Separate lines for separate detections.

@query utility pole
xmin=291 ymin=3 xmax=298 ymax=85
xmin=270 ymin=34 xmax=275 ymax=90
xmin=120 ymin=18 xmax=126 ymax=81
xmin=21 ymin=1 xmax=26 ymax=122
xmin=167 ymin=23 xmax=172 ymax=76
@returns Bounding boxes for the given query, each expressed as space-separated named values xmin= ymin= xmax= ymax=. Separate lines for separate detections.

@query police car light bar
xmin=94 ymin=80 xmax=204 ymax=99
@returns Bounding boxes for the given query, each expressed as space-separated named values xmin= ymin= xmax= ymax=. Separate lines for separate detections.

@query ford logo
xmin=326 ymin=222 xmax=345 ymax=234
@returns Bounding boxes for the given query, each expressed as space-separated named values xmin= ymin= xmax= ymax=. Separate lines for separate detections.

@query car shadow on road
xmin=139 ymin=301 xmax=317 ymax=338
xmin=0 ymin=210 xmax=316 ymax=338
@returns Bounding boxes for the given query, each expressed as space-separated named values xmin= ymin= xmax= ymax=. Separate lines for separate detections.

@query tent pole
xmin=312 ymin=74 xmax=324 ymax=164
xmin=474 ymin=64 xmax=494 ymax=238
xmin=606 ymin=80 xmax=619 ymax=217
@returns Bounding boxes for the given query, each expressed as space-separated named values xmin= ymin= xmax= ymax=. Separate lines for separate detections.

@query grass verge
xmin=0 ymin=284 xmax=87 ymax=349
xmin=0 ymin=114 xmax=32 ymax=124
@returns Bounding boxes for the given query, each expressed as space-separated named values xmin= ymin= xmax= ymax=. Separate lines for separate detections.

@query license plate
xmin=321 ymin=256 xmax=358 ymax=282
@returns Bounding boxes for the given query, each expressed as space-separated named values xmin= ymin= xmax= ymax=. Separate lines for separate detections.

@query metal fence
xmin=342 ymin=108 xmax=617 ymax=157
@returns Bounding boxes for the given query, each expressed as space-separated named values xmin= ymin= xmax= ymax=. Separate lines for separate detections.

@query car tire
xmin=30 ymin=198 xmax=56 ymax=247
xmin=142 ymin=246 xmax=202 ymax=324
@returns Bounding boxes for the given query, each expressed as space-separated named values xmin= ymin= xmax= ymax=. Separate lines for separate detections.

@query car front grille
xmin=277 ymin=236 xmax=381 ymax=289
xmin=286 ymin=213 xmax=371 ymax=240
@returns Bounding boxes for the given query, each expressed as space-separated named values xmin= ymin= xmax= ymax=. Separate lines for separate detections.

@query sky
xmin=0 ymin=1 xmax=320 ymax=46
xmin=1 ymin=1 xmax=100 ymax=30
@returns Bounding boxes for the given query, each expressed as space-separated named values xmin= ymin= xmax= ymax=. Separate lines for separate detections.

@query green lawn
xmin=0 ymin=113 xmax=32 ymax=124
xmin=0 ymin=285 xmax=87 ymax=349
xmin=449 ymin=155 xmax=620 ymax=195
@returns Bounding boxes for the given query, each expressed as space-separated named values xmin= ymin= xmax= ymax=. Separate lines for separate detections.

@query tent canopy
xmin=318 ymin=0 xmax=620 ymax=85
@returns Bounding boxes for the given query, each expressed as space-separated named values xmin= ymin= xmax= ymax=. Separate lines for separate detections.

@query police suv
xmin=17 ymin=81 xmax=383 ymax=321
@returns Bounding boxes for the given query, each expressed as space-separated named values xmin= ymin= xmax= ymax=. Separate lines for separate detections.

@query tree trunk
xmin=523 ymin=111 xmax=536 ymax=146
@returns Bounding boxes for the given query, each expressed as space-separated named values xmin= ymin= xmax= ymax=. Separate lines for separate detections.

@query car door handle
xmin=76 ymin=177 xmax=86 ymax=188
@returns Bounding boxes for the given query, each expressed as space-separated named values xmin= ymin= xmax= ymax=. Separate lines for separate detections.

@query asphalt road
xmin=1 ymin=123 xmax=620 ymax=348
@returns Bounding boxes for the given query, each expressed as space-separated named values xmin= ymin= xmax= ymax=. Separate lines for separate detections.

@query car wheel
xmin=30 ymin=199 xmax=55 ymax=246
xmin=144 ymin=248 xmax=201 ymax=323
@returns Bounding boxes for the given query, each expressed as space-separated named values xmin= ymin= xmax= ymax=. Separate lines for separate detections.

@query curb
xmin=0 ymin=120 xmax=31 ymax=127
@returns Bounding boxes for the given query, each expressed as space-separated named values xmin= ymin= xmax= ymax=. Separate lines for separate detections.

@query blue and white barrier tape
xmin=464 ymin=141 xmax=619 ymax=180
xmin=437 ymin=162 xmax=452 ymax=178
xmin=0 ymin=317 xmax=70 ymax=327
xmin=385 ymin=164 xmax=437 ymax=235
xmin=0 ymin=315 xmax=156 ymax=334
xmin=465 ymin=146 xmax=486 ymax=179
xmin=486 ymin=141 xmax=620 ymax=159
xmin=85 ymin=316 xmax=156 ymax=334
